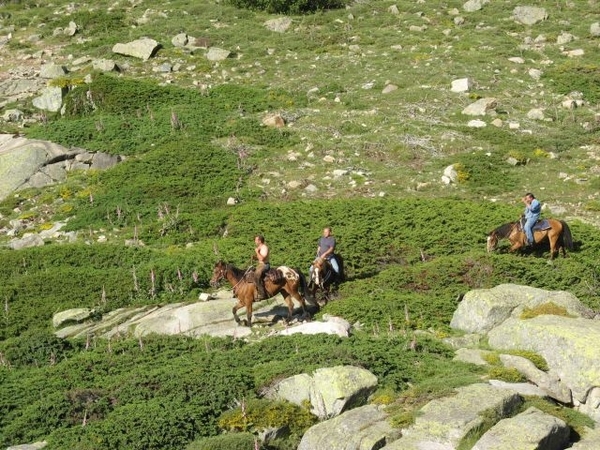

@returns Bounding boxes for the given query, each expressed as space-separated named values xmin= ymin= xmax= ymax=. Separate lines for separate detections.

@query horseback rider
xmin=522 ymin=192 xmax=541 ymax=247
xmin=252 ymin=235 xmax=270 ymax=300
xmin=315 ymin=227 xmax=340 ymax=278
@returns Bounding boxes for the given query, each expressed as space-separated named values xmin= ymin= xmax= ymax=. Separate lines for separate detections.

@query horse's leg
xmin=290 ymin=284 xmax=307 ymax=318
xmin=281 ymin=291 xmax=294 ymax=322
xmin=245 ymin=299 xmax=253 ymax=327
xmin=549 ymin=232 xmax=557 ymax=260
xmin=232 ymin=300 xmax=243 ymax=325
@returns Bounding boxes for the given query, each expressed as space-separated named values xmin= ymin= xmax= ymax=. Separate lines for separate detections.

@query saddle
xmin=519 ymin=218 xmax=551 ymax=232
xmin=244 ymin=267 xmax=285 ymax=284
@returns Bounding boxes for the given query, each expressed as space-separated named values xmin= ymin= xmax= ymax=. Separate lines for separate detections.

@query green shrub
xmin=482 ymin=352 xmax=501 ymax=366
xmin=520 ymin=302 xmax=575 ymax=319
xmin=186 ymin=432 xmax=258 ymax=450
xmin=1 ymin=330 xmax=74 ymax=368
xmin=487 ymin=367 xmax=525 ymax=383
xmin=226 ymin=0 xmax=347 ymax=14
xmin=507 ymin=350 xmax=548 ymax=371
xmin=217 ymin=398 xmax=316 ymax=435
xmin=543 ymin=62 xmax=600 ymax=104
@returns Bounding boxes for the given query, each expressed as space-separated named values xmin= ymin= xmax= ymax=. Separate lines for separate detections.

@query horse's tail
xmin=560 ymin=220 xmax=574 ymax=251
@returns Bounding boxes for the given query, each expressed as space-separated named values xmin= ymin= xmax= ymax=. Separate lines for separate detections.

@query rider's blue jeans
xmin=524 ymin=217 xmax=537 ymax=244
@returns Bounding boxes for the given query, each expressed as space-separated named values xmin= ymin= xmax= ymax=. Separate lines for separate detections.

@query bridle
xmin=312 ymin=258 xmax=332 ymax=287
xmin=210 ymin=264 xmax=228 ymax=287
xmin=486 ymin=233 xmax=499 ymax=252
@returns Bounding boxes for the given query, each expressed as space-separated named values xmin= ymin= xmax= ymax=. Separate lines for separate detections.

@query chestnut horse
xmin=486 ymin=218 xmax=573 ymax=259
xmin=308 ymin=256 xmax=344 ymax=305
xmin=210 ymin=261 xmax=308 ymax=326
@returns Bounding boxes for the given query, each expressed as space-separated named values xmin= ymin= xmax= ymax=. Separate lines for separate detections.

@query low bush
xmin=226 ymin=0 xmax=348 ymax=14
xmin=186 ymin=432 xmax=258 ymax=450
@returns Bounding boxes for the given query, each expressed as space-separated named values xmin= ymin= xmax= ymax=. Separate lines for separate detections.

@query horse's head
xmin=210 ymin=261 xmax=228 ymax=287
xmin=311 ymin=257 xmax=328 ymax=285
xmin=486 ymin=232 xmax=499 ymax=253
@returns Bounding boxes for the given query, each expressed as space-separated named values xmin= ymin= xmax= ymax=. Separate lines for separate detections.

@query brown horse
xmin=486 ymin=218 xmax=573 ymax=259
xmin=308 ymin=256 xmax=344 ymax=305
xmin=209 ymin=261 xmax=309 ymax=326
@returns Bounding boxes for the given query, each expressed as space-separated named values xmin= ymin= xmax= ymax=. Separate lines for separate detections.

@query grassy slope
xmin=0 ymin=0 xmax=599 ymax=448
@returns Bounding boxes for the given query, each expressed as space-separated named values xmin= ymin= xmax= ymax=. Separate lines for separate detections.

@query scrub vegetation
xmin=0 ymin=0 xmax=599 ymax=448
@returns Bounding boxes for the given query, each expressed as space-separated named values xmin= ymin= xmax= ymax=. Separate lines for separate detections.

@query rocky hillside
xmin=0 ymin=0 xmax=599 ymax=227
xmin=1 ymin=1 xmax=600 ymax=449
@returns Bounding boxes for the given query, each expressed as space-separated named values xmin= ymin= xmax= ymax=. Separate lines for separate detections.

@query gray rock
xmin=488 ymin=316 xmax=600 ymax=404
xmin=298 ymin=404 xmax=400 ymax=450
xmin=571 ymin=425 xmax=600 ymax=448
xmin=174 ymin=33 xmax=191 ymax=48
xmin=499 ymin=354 xmax=571 ymax=403
xmin=450 ymin=284 xmax=593 ymax=334
xmin=112 ymin=37 xmax=160 ymax=60
xmin=513 ymin=6 xmax=548 ymax=26
xmin=462 ymin=97 xmax=497 ymax=116
xmin=591 ymin=22 xmax=600 ymax=37
xmin=472 ymin=407 xmax=569 ymax=450
xmin=265 ymin=366 xmax=378 ymax=419
xmin=488 ymin=379 xmax=549 ymax=397
xmin=206 ymin=47 xmax=230 ymax=62
xmin=451 ymin=77 xmax=472 ymax=93
xmin=278 ymin=316 xmax=350 ymax=337
xmin=9 ymin=234 xmax=45 ymax=250
xmin=53 ymin=308 xmax=93 ymax=328
xmin=264 ymin=17 xmax=292 ymax=33
xmin=92 ymin=59 xmax=118 ymax=72
xmin=32 ymin=86 xmax=65 ymax=112
xmin=39 ymin=62 xmax=68 ymax=79
xmin=463 ymin=0 xmax=488 ymax=13
xmin=2 ymin=108 xmax=24 ymax=121
xmin=384 ymin=383 xmax=522 ymax=449
xmin=6 ymin=441 xmax=47 ymax=450
xmin=453 ymin=348 xmax=492 ymax=366
xmin=0 ymin=136 xmax=65 ymax=199
xmin=90 ymin=152 xmax=121 ymax=170
xmin=27 ymin=170 xmax=58 ymax=188
xmin=0 ymin=78 xmax=45 ymax=97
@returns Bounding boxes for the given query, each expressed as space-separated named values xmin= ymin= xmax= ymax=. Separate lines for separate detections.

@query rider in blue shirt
xmin=522 ymin=193 xmax=541 ymax=246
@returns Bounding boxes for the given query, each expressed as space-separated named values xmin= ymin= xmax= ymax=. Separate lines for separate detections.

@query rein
xmin=222 ymin=264 xmax=254 ymax=293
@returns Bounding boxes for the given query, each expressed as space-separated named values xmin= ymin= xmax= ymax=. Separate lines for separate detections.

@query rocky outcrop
xmin=41 ymin=283 xmax=600 ymax=449
xmin=54 ymin=291 xmax=348 ymax=340
xmin=451 ymin=284 xmax=600 ymax=422
xmin=472 ymin=406 xmax=569 ymax=450
xmin=383 ymin=383 xmax=522 ymax=449
xmin=264 ymin=366 xmax=378 ymax=419
xmin=0 ymin=134 xmax=122 ymax=201
xmin=488 ymin=316 xmax=600 ymax=412
xmin=298 ymin=404 xmax=400 ymax=450
xmin=450 ymin=283 xmax=594 ymax=333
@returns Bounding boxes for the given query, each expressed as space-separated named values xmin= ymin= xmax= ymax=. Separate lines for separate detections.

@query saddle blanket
xmin=533 ymin=219 xmax=552 ymax=231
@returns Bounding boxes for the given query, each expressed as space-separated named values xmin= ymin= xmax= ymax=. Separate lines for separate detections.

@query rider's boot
xmin=256 ymin=283 xmax=267 ymax=301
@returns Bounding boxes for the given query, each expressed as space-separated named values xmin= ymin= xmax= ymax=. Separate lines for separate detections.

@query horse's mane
xmin=491 ymin=222 xmax=517 ymax=239
xmin=219 ymin=261 xmax=249 ymax=279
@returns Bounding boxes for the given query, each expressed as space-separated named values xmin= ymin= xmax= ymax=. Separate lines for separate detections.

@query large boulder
xmin=383 ymin=383 xmax=522 ymax=449
xmin=264 ymin=365 xmax=378 ymax=419
xmin=450 ymin=284 xmax=593 ymax=334
xmin=298 ymin=404 xmax=400 ymax=450
xmin=472 ymin=406 xmax=569 ymax=450
xmin=488 ymin=316 xmax=600 ymax=409
xmin=0 ymin=135 xmax=123 ymax=201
